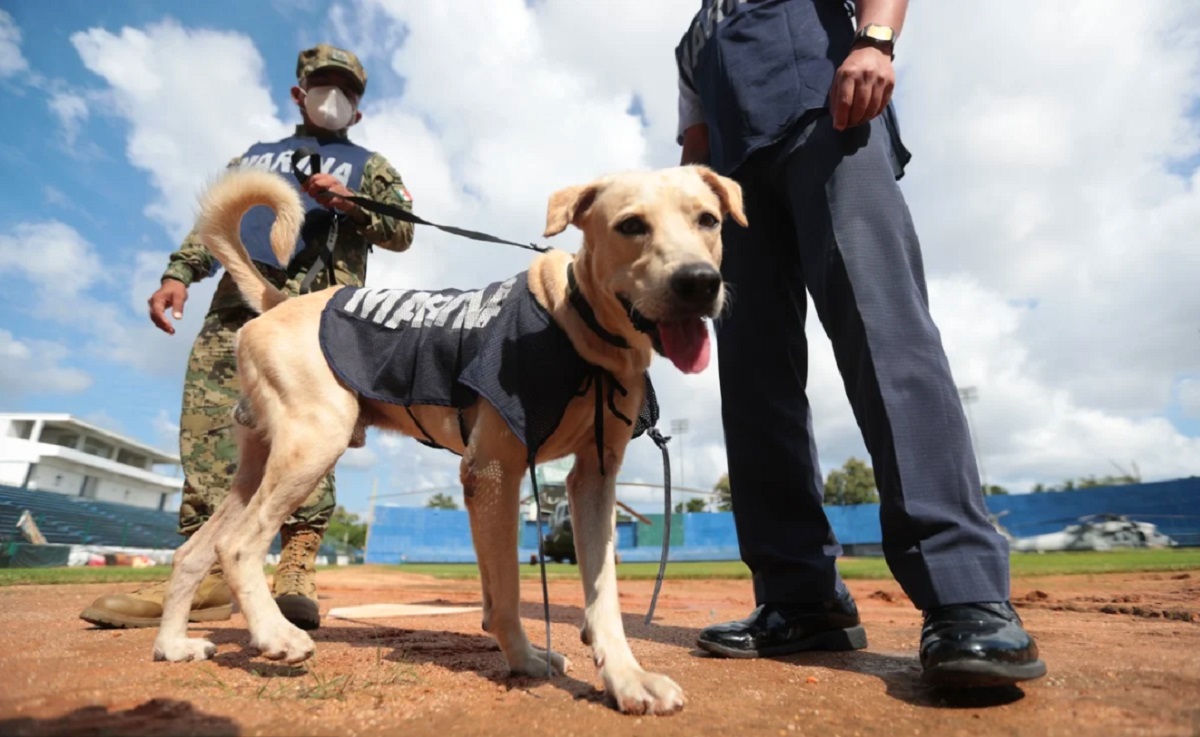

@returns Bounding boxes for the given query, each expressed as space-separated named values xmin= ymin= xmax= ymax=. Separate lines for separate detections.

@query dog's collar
xmin=566 ymin=262 xmax=663 ymax=354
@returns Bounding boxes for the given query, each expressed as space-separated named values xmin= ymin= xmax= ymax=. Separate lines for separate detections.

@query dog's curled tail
xmin=196 ymin=168 xmax=305 ymax=314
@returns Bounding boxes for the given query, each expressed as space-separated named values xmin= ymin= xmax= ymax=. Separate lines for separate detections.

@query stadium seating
xmin=0 ymin=485 xmax=181 ymax=548
xmin=0 ymin=485 xmax=352 ymax=558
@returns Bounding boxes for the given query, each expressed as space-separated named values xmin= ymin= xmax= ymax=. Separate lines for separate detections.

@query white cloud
xmin=896 ymin=0 xmax=1200 ymax=415
xmin=340 ymin=445 xmax=380 ymax=469
xmin=533 ymin=1 xmax=699 ymax=163
xmin=152 ymin=408 xmax=179 ymax=442
xmin=48 ymin=91 xmax=89 ymax=147
xmin=1179 ymin=378 xmax=1200 ymax=420
xmin=0 ymin=10 xmax=28 ymax=78
xmin=928 ymin=277 xmax=1200 ymax=489
xmin=0 ymin=221 xmax=103 ymax=297
xmin=67 ymin=1 xmax=1200 ymax=503
xmin=328 ymin=1 xmax=405 ymax=70
xmin=0 ymin=219 xmax=213 ymax=379
xmin=71 ymin=20 xmax=291 ymax=241
xmin=0 ymin=329 xmax=91 ymax=395
xmin=91 ymin=249 xmax=218 ymax=376
xmin=336 ymin=0 xmax=1200 ymax=501
xmin=1 ymin=13 xmax=99 ymax=154
xmin=42 ymin=185 xmax=70 ymax=208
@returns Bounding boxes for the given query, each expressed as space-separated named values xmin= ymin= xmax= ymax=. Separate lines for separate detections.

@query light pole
xmin=958 ymin=386 xmax=989 ymax=493
xmin=670 ymin=418 xmax=689 ymax=489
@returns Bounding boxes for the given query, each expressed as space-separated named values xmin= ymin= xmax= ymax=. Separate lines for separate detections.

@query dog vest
xmin=234 ymin=133 xmax=373 ymax=271
xmin=318 ymin=271 xmax=659 ymax=464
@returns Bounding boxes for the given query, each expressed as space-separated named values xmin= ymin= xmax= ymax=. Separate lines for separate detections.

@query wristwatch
xmin=853 ymin=23 xmax=896 ymax=59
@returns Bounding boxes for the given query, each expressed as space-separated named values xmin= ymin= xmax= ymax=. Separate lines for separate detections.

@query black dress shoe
xmin=697 ymin=590 xmax=868 ymax=658
xmin=920 ymin=601 xmax=1047 ymax=688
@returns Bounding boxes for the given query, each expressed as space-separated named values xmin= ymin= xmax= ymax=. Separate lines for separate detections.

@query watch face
xmin=865 ymin=25 xmax=895 ymax=43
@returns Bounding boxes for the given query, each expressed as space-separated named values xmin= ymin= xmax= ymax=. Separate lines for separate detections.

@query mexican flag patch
xmin=395 ymin=184 xmax=413 ymax=203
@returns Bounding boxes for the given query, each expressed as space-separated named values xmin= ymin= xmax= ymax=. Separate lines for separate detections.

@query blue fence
xmin=985 ymin=477 xmax=1200 ymax=547
xmin=366 ymin=477 xmax=1200 ymax=564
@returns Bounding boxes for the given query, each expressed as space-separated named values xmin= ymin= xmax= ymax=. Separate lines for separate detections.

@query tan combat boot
xmin=80 ymin=563 xmax=232 ymax=629
xmin=273 ymin=526 xmax=322 ymax=630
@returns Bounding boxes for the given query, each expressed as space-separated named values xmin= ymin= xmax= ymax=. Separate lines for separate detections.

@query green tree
xmin=674 ymin=498 xmax=708 ymax=513
xmin=824 ymin=457 xmax=879 ymax=506
xmin=713 ymin=473 xmax=732 ymax=512
xmin=426 ymin=493 xmax=459 ymax=510
xmin=983 ymin=484 xmax=1009 ymax=496
xmin=1076 ymin=473 xmax=1139 ymax=488
xmin=1033 ymin=468 xmax=1140 ymax=493
xmin=326 ymin=505 xmax=367 ymax=549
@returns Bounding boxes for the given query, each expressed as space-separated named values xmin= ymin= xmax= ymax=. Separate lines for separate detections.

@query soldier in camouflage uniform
xmin=80 ymin=44 xmax=415 ymax=632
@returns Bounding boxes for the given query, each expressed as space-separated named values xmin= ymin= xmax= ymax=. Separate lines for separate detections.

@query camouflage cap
xmin=296 ymin=44 xmax=367 ymax=95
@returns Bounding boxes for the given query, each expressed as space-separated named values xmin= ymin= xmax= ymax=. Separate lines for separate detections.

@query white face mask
xmin=301 ymin=85 xmax=356 ymax=131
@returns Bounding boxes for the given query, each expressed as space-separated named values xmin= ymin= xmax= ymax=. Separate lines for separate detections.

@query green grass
xmin=0 ymin=565 xmax=177 ymax=587
xmin=382 ymin=548 xmax=1200 ymax=581
xmin=2 ymin=548 xmax=1198 ymax=587
xmin=0 ymin=563 xmax=283 ymax=587
xmin=1006 ymin=548 xmax=1200 ymax=576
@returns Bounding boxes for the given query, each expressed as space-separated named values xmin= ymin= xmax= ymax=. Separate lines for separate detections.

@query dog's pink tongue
xmin=658 ymin=318 xmax=711 ymax=374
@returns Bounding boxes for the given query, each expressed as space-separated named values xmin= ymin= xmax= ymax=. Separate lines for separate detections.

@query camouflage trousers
xmin=176 ymin=306 xmax=335 ymax=537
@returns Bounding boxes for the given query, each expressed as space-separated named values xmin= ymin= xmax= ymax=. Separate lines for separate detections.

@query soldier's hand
xmin=302 ymin=173 xmax=357 ymax=213
xmin=830 ymin=45 xmax=895 ymax=131
xmin=148 ymin=278 xmax=188 ymax=335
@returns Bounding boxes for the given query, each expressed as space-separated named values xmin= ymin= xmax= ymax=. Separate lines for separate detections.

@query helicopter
xmin=999 ymin=512 xmax=1180 ymax=553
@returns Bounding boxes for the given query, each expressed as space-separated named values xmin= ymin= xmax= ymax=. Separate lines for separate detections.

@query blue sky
xmin=1 ymin=1 xmax=411 ymax=516
xmin=2 ymin=1 xmax=1199 ymax=520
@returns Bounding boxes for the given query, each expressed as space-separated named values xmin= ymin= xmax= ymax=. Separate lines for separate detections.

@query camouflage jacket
xmin=162 ymin=125 xmax=415 ymax=314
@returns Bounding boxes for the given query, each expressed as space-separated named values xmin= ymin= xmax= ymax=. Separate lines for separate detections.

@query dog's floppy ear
xmin=696 ymin=167 xmax=748 ymax=227
xmin=544 ymin=183 xmax=599 ymax=237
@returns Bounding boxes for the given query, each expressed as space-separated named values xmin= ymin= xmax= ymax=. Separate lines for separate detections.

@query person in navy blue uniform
xmin=675 ymin=0 xmax=1046 ymax=687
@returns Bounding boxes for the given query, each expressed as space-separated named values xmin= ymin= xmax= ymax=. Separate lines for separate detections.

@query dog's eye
xmin=616 ymin=217 xmax=649 ymax=236
xmin=698 ymin=212 xmax=720 ymax=229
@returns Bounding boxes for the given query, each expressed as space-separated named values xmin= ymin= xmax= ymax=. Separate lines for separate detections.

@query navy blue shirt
xmin=676 ymin=0 xmax=857 ymax=174
xmin=235 ymin=134 xmax=372 ymax=270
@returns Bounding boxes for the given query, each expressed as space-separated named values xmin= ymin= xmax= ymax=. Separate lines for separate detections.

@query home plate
xmin=328 ymin=603 xmax=482 ymax=620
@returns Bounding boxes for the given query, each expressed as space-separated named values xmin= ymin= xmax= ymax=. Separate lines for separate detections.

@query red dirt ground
xmin=1 ymin=566 xmax=1198 ymax=737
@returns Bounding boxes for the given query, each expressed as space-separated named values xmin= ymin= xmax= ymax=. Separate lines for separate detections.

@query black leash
xmin=292 ymin=147 xmax=548 ymax=254
xmin=644 ymin=428 xmax=672 ymax=625
xmin=287 ymin=149 xmax=338 ymax=295
xmin=526 ymin=456 xmax=554 ymax=678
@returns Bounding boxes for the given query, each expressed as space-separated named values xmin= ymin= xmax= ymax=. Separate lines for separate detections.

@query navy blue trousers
xmin=715 ymin=111 xmax=1010 ymax=611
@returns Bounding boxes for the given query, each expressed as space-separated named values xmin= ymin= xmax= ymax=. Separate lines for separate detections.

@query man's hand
xmin=829 ymin=45 xmax=895 ymax=131
xmin=680 ymin=124 xmax=712 ymax=166
xmin=302 ymin=172 xmax=359 ymax=214
xmin=148 ymin=278 xmax=188 ymax=335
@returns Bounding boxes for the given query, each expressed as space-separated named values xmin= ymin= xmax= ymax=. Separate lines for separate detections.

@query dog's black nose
xmin=670 ymin=263 xmax=722 ymax=305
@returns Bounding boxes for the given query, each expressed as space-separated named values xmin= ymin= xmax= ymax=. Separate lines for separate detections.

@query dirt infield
xmin=0 ymin=565 xmax=1197 ymax=737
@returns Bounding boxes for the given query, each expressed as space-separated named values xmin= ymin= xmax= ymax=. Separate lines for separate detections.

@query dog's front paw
xmin=153 ymin=636 xmax=217 ymax=663
xmin=508 ymin=645 xmax=571 ymax=678
xmin=250 ymin=622 xmax=315 ymax=664
xmin=604 ymin=667 xmax=685 ymax=715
